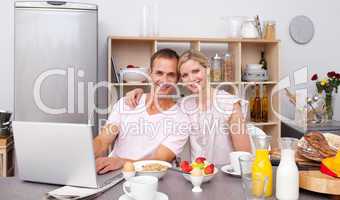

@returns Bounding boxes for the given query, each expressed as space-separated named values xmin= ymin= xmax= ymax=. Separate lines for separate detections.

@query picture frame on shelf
xmin=111 ymin=56 xmax=120 ymax=83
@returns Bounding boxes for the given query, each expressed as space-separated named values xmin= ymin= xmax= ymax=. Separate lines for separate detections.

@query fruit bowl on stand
xmin=180 ymin=157 xmax=218 ymax=183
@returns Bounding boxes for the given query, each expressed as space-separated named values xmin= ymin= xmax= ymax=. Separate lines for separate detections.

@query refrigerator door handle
xmin=47 ymin=1 xmax=67 ymax=6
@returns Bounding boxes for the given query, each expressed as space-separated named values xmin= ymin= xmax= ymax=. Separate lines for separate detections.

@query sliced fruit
xmin=195 ymin=157 xmax=206 ymax=164
xmin=204 ymin=164 xmax=215 ymax=175
xmin=182 ymin=164 xmax=193 ymax=173
xmin=191 ymin=168 xmax=203 ymax=176
xmin=191 ymin=162 xmax=205 ymax=170
xmin=180 ymin=161 xmax=189 ymax=169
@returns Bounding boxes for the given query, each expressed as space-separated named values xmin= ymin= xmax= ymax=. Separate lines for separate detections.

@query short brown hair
xmin=150 ymin=48 xmax=179 ymax=71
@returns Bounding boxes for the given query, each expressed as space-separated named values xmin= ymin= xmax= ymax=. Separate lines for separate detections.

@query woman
xmin=125 ymin=49 xmax=251 ymax=164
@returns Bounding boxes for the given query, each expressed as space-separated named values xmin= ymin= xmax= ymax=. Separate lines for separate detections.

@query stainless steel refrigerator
xmin=14 ymin=1 xmax=98 ymax=127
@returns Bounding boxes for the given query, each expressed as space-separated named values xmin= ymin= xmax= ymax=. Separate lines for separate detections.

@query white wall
xmin=1 ymin=0 xmax=340 ymax=120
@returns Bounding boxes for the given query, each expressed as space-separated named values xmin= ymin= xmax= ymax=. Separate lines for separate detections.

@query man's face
xmin=150 ymin=57 xmax=178 ymax=96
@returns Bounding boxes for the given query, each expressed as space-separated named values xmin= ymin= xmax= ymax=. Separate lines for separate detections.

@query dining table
xmin=0 ymin=166 xmax=332 ymax=200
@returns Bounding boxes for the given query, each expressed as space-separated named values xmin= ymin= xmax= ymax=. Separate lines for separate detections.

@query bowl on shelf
xmin=120 ymin=66 xmax=149 ymax=83
xmin=246 ymin=64 xmax=263 ymax=70
xmin=242 ymin=64 xmax=268 ymax=82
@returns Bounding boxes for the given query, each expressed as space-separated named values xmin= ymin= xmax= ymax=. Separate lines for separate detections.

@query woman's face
xmin=179 ymin=59 xmax=207 ymax=94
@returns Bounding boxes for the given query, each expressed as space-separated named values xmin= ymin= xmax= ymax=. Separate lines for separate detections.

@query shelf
xmin=250 ymin=121 xmax=278 ymax=126
xmin=110 ymin=81 xmax=279 ymax=87
xmin=108 ymin=35 xmax=281 ymax=148
xmin=239 ymin=81 xmax=278 ymax=85
xmin=111 ymin=82 xmax=151 ymax=86
xmin=108 ymin=36 xmax=280 ymax=43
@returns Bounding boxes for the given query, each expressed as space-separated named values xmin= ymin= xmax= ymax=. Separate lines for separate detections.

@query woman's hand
xmin=124 ymin=88 xmax=144 ymax=108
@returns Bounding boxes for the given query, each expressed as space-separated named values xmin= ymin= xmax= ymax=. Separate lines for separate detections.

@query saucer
xmin=119 ymin=192 xmax=168 ymax=200
xmin=220 ymin=165 xmax=241 ymax=177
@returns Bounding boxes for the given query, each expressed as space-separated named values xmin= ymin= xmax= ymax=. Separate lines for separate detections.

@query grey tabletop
xmin=0 ymin=168 xmax=331 ymax=200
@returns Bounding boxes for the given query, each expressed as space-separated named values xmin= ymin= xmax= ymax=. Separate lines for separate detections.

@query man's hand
xmin=95 ymin=157 xmax=124 ymax=174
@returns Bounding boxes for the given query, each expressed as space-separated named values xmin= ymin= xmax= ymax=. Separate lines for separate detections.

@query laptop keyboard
xmin=98 ymin=171 xmax=123 ymax=188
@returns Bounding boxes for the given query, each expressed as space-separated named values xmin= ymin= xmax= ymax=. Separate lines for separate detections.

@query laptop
xmin=12 ymin=121 xmax=123 ymax=188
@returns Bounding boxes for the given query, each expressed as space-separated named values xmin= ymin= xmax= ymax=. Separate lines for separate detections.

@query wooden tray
xmin=300 ymin=170 xmax=340 ymax=196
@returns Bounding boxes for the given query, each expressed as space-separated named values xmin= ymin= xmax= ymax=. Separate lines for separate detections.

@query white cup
xmin=229 ymin=151 xmax=252 ymax=174
xmin=123 ymin=176 xmax=158 ymax=200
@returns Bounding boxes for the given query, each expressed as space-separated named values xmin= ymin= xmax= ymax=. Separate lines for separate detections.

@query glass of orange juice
xmin=239 ymin=154 xmax=268 ymax=200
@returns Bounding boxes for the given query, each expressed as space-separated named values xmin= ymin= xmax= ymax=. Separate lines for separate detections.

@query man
xmin=93 ymin=49 xmax=190 ymax=174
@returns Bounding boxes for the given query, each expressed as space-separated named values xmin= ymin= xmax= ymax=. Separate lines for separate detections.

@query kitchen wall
xmin=1 ymin=0 xmax=340 ymax=120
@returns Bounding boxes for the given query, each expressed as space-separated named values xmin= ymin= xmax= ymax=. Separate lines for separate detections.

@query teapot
xmin=241 ymin=18 xmax=259 ymax=38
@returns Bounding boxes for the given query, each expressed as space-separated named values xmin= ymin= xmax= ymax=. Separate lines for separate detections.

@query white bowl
xmin=120 ymin=67 xmax=149 ymax=83
xmin=183 ymin=167 xmax=219 ymax=183
xmin=133 ymin=160 xmax=172 ymax=179
xmin=246 ymin=64 xmax=263 ymax=70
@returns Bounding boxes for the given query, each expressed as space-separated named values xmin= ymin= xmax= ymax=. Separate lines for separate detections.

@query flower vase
xmin=325 ymin=93 xmax=333 ymax=120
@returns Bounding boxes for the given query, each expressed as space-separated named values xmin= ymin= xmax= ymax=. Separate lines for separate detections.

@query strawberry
xmin=180 ymin=161 xmax=189 ymax=169
xmin=195 ymin=157 xmax=206 ymax=164
xmin=204 ymin=164 xmax=215 ymax=175
xmin=182 ymin=164 xmax=193 ymax=173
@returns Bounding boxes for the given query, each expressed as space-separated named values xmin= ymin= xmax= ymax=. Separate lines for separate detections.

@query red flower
xmin=311 ymin=74 xmax=318 ymax=81
xmin=327 ymin=71 xmax=336 ymax=78
xmin=336 ymin=73 xmax=340 ymax=79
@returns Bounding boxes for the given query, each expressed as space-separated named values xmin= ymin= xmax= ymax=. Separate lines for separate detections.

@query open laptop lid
xmin=13 ymin=121 xmax=99 ymax=188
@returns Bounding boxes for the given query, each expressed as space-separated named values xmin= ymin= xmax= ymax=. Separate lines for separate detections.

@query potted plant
xmin=311 ymin=71 xmax=340 ymax=120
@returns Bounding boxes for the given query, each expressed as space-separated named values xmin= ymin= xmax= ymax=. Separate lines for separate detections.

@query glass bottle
xmin=261 ymin=85 xmax=269 ymax=122
xmin=249 ymin=88 xmax=256 ymax=122
xmin=264 ymin=21 xmax=276 ymax=40
xmin=252 ymin=135 xmax=273 ymax=197
xmin=276 ymin=138 xmax=299 ymax=200
xmin=253 ymin=84 xmax=262 ymax=122
xmin=259 ymin=51 xmax=267 ymax=70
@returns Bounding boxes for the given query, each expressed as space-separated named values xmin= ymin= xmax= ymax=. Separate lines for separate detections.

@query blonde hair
xmin=177 ymin=49 xmax=210 ymax=72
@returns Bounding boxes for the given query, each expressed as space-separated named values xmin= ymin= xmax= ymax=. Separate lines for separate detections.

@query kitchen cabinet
xmin=0 ymin=135 xmax=14 ymax=177
xmin=107 ymin=36 xmax=281 ymax=147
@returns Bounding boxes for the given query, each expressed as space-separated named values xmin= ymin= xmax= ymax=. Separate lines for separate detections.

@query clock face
xmin=289 ymin=15 xmax=315 ymax=45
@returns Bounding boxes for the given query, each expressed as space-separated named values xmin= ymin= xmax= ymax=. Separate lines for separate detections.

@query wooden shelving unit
xmin=0 ymin=135 xmax=14 ymax=177
xmin=108 ymin=36 xmax=281 ymax=147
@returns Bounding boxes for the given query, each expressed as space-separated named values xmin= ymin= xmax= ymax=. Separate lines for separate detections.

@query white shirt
xmin=107 ymin=94 xmax=190 ymax=160
xmin=180 ymin=90 xmax=248 ymax=165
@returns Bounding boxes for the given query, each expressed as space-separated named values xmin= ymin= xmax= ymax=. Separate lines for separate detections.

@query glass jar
xmin=263 ymin=21 xmax=276 ymax=40
xmin=210 ymin=54 xmax=223 ymax=82
xmin=224 ymin=51 xmax=234 ymax=81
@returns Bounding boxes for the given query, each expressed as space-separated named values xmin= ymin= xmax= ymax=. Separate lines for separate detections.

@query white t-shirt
xmin=107 ymin=94 xmax=190 ymax=160
xmin=180 ymin=90 xmax=248 ymax=165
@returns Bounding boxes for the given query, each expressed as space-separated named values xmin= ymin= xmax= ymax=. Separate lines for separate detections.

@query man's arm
xmin=228 ymin=101 xmax=251 ymax=152
xmin=93 ymin=124 xmax=119 ymax=158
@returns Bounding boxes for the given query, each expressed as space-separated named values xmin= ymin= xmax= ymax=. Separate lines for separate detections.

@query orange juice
xmin=252 ymin=149 xmax=273 ymax=197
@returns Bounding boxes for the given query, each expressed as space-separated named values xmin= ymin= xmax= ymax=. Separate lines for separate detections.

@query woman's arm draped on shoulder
xmin=124 ymin=88 xmax=144 ymax=108
xmin=228 ymin=101 xmax=251 ymax=152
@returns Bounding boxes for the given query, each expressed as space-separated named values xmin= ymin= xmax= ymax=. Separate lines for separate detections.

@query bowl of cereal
xmin=133 ymin=160 xmax=172 ymax=179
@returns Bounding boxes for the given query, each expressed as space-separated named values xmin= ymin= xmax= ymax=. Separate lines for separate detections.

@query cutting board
xmin=300 ymin=170 xmax=340 ymax=197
